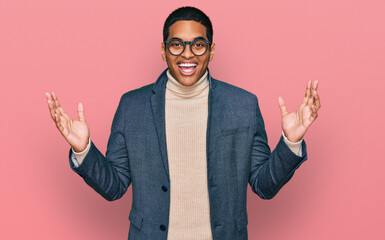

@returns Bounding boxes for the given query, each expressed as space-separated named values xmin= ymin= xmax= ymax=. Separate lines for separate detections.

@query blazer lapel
xmin=150 ymin=70 xmax=170 ymax=181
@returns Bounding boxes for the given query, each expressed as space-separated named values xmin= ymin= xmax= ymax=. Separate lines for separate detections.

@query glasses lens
xmin=168 ymin=39 xmax=184 ymax=55
xmin=191 ymin=40 xmax=208 ymax=56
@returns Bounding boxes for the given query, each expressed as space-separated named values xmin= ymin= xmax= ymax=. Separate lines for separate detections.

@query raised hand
xmin=45 ymin=91 xmax=90 ymax=152
xmin=278 ymin=80 xmax=321 ymax=142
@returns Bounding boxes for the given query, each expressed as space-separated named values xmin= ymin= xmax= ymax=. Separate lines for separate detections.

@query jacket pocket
xmin=220 ymin=126 xmax=250 ymax=137
xmin=236 ymin=212 xmax=248 ymax=231
xmin=129 ymin=209 xmax=143 ymax=230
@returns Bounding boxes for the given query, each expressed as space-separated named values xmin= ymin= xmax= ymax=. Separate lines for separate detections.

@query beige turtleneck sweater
xmin=165 ymin=70 xmax=212 ymax=239
xmin=70 ymin=71 xmax=302 ymax=240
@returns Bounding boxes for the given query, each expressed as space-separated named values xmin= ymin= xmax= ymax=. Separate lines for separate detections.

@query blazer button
xmin=160 ymin=225 xmax=166 ymax=231
xmin=162 ymin=186 xmax=168 ymax=192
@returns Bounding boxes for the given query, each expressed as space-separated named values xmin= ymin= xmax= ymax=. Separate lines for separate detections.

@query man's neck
xmin=166 ymin=69 xmax=209 ymax=99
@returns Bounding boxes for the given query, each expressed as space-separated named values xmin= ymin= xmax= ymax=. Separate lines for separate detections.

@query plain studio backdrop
xmin=1 ymin=0 xmax=384 ymax=239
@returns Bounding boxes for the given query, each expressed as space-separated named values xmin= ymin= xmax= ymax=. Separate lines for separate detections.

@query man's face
xmin=161 ymin=20 xmax=215 ymax=86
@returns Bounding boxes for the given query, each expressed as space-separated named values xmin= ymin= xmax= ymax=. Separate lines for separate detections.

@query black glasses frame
xmin=164 ymin=37 xmax=211 ymax=56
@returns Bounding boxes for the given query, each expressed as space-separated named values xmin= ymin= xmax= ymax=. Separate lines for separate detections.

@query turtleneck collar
xmin=166 ymin=69 xmax=209 ymax=99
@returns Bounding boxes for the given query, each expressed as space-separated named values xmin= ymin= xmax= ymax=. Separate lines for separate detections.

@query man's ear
xmin=209 ymin=43 xmax=215 ymax=62
xmin=161 ymin=43 xmax=167 ymax=61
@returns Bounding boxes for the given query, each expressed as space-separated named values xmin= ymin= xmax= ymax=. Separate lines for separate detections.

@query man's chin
xmin=168 ymin=68 xmax=202 ymax=86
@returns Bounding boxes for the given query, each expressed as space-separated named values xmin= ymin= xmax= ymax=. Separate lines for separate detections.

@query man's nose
xmin=181 ymin=43 xmax=194 ymax=58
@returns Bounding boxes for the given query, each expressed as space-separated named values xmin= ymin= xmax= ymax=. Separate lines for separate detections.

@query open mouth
xmin=177 ymin=63 xmax=198 ymax=75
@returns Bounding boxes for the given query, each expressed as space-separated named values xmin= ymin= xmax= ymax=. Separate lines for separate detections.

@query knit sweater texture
xmin=165 ymin=70 xmax=212 ymax=239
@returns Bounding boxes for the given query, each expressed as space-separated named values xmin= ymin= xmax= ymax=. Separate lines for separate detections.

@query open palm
xmin=278 ymin=80 xmax=321 ymax=142
xmin=45 ymin=91 xmax=90 ymax=152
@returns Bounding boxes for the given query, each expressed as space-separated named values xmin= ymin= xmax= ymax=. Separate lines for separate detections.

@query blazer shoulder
xmin=120 ymin=83 xmax=154 ymax=102
xmin=212 ymin=79 xmax=258 ymax=103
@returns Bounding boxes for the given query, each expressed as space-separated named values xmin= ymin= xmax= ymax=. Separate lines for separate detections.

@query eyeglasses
xmin=164 ymin=37 xmax=211 ymax=56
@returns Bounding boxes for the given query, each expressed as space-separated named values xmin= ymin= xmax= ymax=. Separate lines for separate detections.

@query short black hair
xmin=163 ymin=6 xmax=213 ymax=43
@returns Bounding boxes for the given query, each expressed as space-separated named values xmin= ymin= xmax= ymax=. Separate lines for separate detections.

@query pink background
xmin=1 ymin=0 xmax=384 ymax=239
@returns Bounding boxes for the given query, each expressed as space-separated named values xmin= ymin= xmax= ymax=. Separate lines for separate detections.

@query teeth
xmin=178 ymin=63 xmax=197 ymax=67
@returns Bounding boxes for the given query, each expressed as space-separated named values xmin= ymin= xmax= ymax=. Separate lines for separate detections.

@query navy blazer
xmin=69 ymin=69 xmax=307 ymax=240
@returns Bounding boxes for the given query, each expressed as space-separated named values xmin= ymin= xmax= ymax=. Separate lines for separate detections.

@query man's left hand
xmin=278 ymin=80 xmax=321 ymax=142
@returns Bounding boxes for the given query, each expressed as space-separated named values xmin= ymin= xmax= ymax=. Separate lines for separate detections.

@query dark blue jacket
xmin=69 ymin=69 xmax=307 ymax=239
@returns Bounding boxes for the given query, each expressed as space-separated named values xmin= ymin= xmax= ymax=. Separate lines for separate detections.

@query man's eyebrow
xmin=169 ymin=36 xmax=208 ymax=41
xmin=193 ymin=36 xmax=208 ymax=41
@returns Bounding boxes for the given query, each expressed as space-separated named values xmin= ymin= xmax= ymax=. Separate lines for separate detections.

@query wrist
xmin=282 ymin=131 xmax=303 ymax=143
xmin=72 ymin=138 xmax=91 ymax=153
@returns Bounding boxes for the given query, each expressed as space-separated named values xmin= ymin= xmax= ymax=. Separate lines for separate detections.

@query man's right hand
xmin=45 ymin=91 xmax=90 ymax=152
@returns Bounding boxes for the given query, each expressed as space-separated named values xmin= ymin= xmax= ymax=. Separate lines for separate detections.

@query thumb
xmin=77 ymin=102 xmax=86 ymax=122
xmin=278 ymin=96 xmax=288 ymax=116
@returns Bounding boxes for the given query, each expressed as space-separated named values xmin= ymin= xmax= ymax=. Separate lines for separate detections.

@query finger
xmin=54 ymin=113 xmax=69 ymax=137
xmin=312 ymin=104 xmax=317 ymax=112
xmin=46 ymin=92 xmax=57 ymax=120
xmin=51 ymin=91 xmax=57 ymax=100
xmin=54 ymin=108 xmax=64 ymax=125
xmin=307 ymin=90 xmax=314 ymax=106
xmin=57 ymin=104 xmax=72 ymax=122
xmin=306 ymin=80 xmax=316 ymax=106
xmin=47 ymin=98 xmax=53 ymax=110
xmin=45 ymin=92 xmax=52 ymax=101
xmin=57 ymin=115 xmax=67 ymax=135
xmin=278 ymin=96 xmax=288 ymax=116
xmin=313 ymin=80 xmax=319 ymax=91
xmin=51 ymin=91 xmax=61 ymax=108
xmin=313 ymin=90 xmax=321 ymax=110
xmin=56 ymin=115 xmax=64 ymax=132
xmin=310 ymin=111 xmax=318 ymax=122
xmin=54 ymin=107 xmax=61 ymax=117
xmin=45 ymin=92 xmax=56 ymax=101
xmin=77 ymin=102 xmax=86 ymax=122
xmin=55 ymin=108 xmax=70 ymax=131
xmin=59 ymin=114 xmax=68 ymax=130
xmin=54 ymin=113 xmax=62 ymax=129
xmin=312 ymin=80 xmax=320 ymax=109
xmin=311 ymin=105 xmax=320 ymax=120
xmin=302 ymin=80 xmax=311 ymax=104
xmin=51 ymin=91 xmax=71 ymax=121
xmin=47 ymin=99 xmax=57 ymax=120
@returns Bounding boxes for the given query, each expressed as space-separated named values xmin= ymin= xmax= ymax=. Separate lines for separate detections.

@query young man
xmin=46 ymin=6 xmax=320 ymax=240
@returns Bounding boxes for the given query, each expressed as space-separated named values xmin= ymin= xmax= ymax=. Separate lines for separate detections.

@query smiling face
xmin=161 ymin=20 xmax=215 ymax=86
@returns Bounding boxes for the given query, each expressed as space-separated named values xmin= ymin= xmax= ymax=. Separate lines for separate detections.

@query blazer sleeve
xmin=248 ymin=96 xmax=308 ymax=199
xmin=68 ymin=95 xmax=131 ymax=201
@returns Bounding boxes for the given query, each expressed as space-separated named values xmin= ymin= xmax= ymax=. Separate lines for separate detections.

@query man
xmin=45 ymin=6 xmax=320 ymax=240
